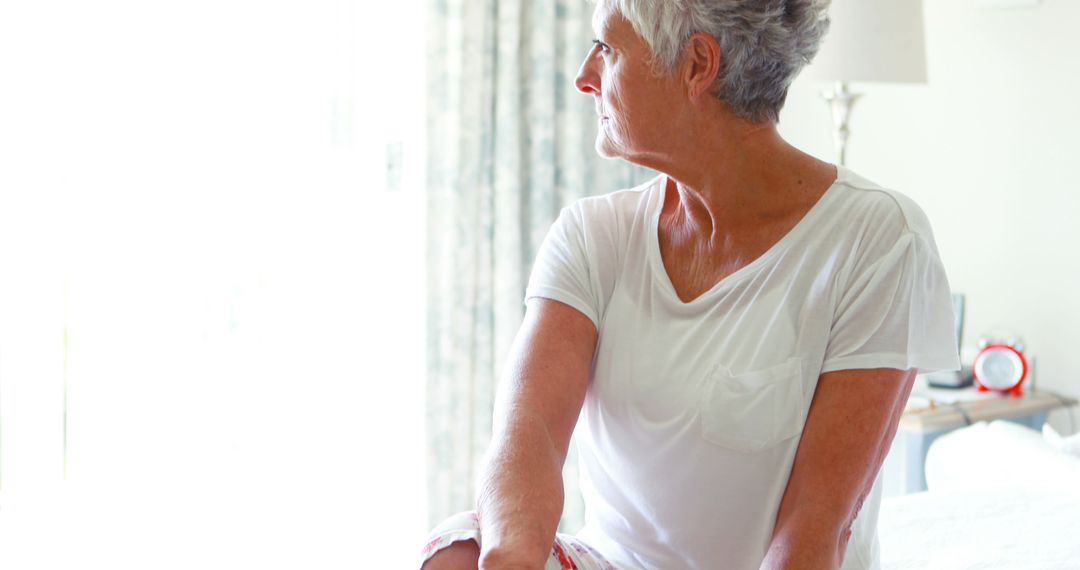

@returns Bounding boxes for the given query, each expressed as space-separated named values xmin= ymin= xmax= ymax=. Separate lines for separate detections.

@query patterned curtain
xmin=425 ymin=0 xmax=652 ymax=532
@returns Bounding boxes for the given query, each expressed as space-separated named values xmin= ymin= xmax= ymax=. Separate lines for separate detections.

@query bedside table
xmin=884 ymin=388 xmax=1077 ymax=495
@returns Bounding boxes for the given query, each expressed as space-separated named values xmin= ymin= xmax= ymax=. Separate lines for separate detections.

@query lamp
xmin=802 ymin=0 xmax=928 ymax=166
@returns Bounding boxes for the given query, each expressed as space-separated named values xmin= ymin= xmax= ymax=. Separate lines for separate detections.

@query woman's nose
xmin=574 ymin=54 xmax=600 ymax=95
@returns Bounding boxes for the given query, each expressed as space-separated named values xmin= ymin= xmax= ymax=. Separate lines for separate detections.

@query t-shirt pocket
xmin=700 ymin=357 xmax=805 ymax=452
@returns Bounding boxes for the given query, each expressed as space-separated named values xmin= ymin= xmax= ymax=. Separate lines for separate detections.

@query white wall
xmin=780 ymin=0 xmax=1080 ymax=433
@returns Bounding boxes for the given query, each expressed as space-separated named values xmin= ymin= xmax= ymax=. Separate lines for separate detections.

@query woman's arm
xmin=476 ymin=298 xmax=597 ymax=570
xmin=761 ymin=367 xmax=916 ymax=570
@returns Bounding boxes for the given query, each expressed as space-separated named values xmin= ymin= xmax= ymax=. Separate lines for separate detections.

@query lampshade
xmin=803 ymin=0 xmax=928 ymax=84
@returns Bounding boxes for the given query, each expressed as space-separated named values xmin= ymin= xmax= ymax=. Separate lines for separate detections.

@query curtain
xmin=425 ymin=0 xmax=652 ymax=532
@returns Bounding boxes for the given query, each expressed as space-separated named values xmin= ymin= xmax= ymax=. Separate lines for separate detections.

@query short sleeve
xmin=524 ymin=205 xmax=601 ymax=328
xmin=822 ymin=231 xmax=961 ymax=374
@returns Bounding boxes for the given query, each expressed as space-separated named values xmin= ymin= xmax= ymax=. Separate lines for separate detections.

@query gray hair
xmin=599 ymin=0 xmax=831 ymax=123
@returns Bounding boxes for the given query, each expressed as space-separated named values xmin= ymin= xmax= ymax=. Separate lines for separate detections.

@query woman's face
xmin=574 ymin=3 xmax=682 ymax=164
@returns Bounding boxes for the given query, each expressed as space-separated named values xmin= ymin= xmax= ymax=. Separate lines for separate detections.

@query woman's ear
xmin=681 ymin=32 xmax=722 ymax=101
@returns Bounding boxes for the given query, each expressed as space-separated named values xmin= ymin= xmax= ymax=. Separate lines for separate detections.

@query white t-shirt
xmin=524 ymin=167 xmax=961 ymax=570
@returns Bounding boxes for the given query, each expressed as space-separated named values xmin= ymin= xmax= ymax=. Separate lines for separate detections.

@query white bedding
xmin=879 ymin=418 xmax=1080 ymax=570
xmin=879 ymin=489 xmax=1080 ymax=569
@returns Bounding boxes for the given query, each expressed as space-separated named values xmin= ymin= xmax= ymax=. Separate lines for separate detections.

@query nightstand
xmin=883 ymin=388 xmax=1077 ymax=495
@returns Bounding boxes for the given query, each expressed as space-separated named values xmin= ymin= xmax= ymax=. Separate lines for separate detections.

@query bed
xmin=878 ymin=420 xmax=1080 ymax=569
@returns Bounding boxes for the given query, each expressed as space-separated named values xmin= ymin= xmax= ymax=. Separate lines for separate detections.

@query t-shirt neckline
xmin=648 ymin=165 xmax=846 ymax=305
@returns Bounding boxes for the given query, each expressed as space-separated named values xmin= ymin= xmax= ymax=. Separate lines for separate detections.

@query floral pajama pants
xmin=420 ymin=511 xmax=620 ymax=570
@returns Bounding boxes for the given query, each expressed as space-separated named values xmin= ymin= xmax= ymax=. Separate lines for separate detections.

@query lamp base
xmin=821 ymin=81 xmax=861 ymax=167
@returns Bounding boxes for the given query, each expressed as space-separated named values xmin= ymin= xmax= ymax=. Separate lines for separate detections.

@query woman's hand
xmin=478 ymin=547 xmax=547 ymax=570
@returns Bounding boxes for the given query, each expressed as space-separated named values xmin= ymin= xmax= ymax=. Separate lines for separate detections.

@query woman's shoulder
xmin=829 ymin=167 xmax=937 ymax=240
xmin=558 ymin=174 xmax=663 ymax=235
xmin=567 ymin=174 xmax=662 ymax=216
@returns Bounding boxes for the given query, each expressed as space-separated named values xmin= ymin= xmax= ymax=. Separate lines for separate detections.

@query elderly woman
xmin=421 ymin=0 xmax=958 ymax=568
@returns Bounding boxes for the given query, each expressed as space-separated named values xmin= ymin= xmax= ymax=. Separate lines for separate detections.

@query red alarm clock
xmin=972 ymin=339 xmax=1029 ymax=397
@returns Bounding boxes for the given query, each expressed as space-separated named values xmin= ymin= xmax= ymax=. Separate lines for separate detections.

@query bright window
xmin=0 ymin=1 xmax=427 ymax=567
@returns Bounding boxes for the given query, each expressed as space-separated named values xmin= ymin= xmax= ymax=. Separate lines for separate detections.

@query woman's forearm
xmin=759 ymin=513 xmax=844 ymax=570
xmin=476 ymin=412 xmax=566 ymax=570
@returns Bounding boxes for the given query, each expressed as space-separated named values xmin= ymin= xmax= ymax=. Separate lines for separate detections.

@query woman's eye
xmin=592 ymin=39 xmax=610 ymax=54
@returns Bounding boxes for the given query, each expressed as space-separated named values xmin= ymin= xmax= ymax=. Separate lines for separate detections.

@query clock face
xmin=975 ymin=348 xmax=1024 ymax=389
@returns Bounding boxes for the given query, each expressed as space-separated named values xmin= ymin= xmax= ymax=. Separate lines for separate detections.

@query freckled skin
xmin=575 ymin=3 xmax=839 ymax=302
